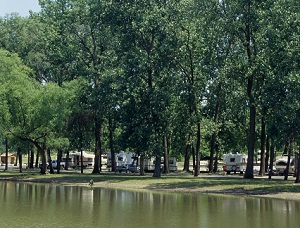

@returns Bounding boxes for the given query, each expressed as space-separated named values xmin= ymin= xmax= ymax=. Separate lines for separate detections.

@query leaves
xmin=0 ymin=0 xmax=299 ymax=170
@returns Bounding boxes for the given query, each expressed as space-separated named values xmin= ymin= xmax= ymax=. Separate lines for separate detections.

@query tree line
xmin=0 ymin=0 xmax=299 ymax=179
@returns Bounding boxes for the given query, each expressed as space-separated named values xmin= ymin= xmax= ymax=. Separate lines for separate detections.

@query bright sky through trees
xmin=0 ymin=0 xmax=40 ymax=17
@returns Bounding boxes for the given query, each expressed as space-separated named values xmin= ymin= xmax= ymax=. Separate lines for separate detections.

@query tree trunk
xmin=153 ymin=128 xmax=162 ymax=178
xmin=32 ymin=141 xmax=47 ymax=174
xmin=18 ymin=147 xmax=22 ymax=173
xmin=283 ymin=140 xmax=289 ymax=155
xmin=5 ymin=138 xmax=8 ymax=171
xmin=295 ymin=152 xmax=300 ymax=183
xmin=153 ymin=155 xmax=161 ymax=178
xmin=244 ymin=91 xmax=256 ymax=179
xmin=209 ymin=132 xmax=217 ymax=173
xmin=80 ymin=148 xmax=84 ymax=174
xmin=109 ymin=117 xmax=116 ymax=172
xmin=284 ymin=140 xmax=292 ymax=180
xmin=183 ymin=134 xmax=192 ymax=172
xmin=27 ymin=147 xmax=30 ymax=169
xmin=140 ymin=154 xmax=145 ymax=176
xmin=65 ymin=150 xmax=70 ymax=170
xmin=35 ymin=149 xmax=39 ymax=168
xmin=40 ymin=147 xmax=47 ymax=174
xmin=183 ymin=145 xmax=190 ymax=171
xmin=92 ymin=117 xmax=102 ymax=174
xmin=111 ymin=150 xmax=116 ymax=172
xmin=213 ymin=143 xmax=220 ymax=173
xmin=192 ymin=144 xmax=195 ymax=172
xmin=209 ymin=87 xmax=220 ymax=172
xmin=294 ymin=152 xmax=298 ymax=179
xmin=163 ymin=134 xmax=169 ymax=174
xmin=243 ymin=0 xmax=256 ymax=179
xmin=194 ymin=122 xmax=201 ymax=177
xmin=244 ymin=103 xmax=256 ymax=179
xmin=57 ymin=149 xmax=62 ymax=174
xmin=47 ymin=148 xmax=54 ymax=174
xmin=30 ymin=145 xmax=34 ymax=169
xmin=259 ymin=116 xmax=266 ymax=176
xmin=268 ymin=142 xmax=275 ymax=179
xmin=265 ymin=135 xmax=270 ymax=173
xmin=15 ymin=153 xmax=18 ymax=166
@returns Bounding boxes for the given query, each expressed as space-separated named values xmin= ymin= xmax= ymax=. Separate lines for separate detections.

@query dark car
xmin=116 ymin=164 xmax=129 ymax=173
xmin=128 ymin=164 xmax=140 ymax=173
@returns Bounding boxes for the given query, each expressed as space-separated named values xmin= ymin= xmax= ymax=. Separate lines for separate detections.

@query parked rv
xmin=223 ymin=153 xmax=247 ymax=174
xmin=74 ymin=151 xmax=95 ymax=168
xmin=107 ymin=152 xmax=177 ymax=173
xmin=167 ymin=157 xmax=178 ymax=172
xmin=144 ymin=157 xmax=178 ymax=172
xmin=275 ymin=155 xmax=295 ymax=175
xmin=107 ymin=151 xmax=139 ymax=173
xmin=101 ymin=153 xmax=108 ymax=167
xmin=200 ymin=160 xmax=209 ymax=172
xmin=144 ymin=157 xmax=156 ymax=172
xmin=61 ymin=151 xmax=95 ymax=169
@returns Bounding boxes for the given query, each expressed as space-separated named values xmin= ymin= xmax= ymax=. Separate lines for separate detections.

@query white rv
xmin=275 ymin=155 xmax=295 ymax=175
xmin=116 ymin=151 xmax=131 ymax=172
xmin=223 ymin=153 xmax=247 ymax=174
xmin=144 ymin=157 xmax=178 ymax=172
xmin=107 ymin=151 xmax=139 ymax=173
xmin=144 ymin=157 xmax=156 ymax=171
xmin=167 ymin=157 xmax=178 ymax=172
xmin=62 ymin=151 xmax=95 ymax=169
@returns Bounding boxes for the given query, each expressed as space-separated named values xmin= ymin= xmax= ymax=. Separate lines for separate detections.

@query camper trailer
xmin=62 ymin=151 xmax=95 ymax=169
xmin=223 ymin=153 xmax=247 ymax=174
xmin=144 ymin=157 xmax=178 ymax=172
xmin=144 ymin=157 xmax=156 ymax=172
xmin=167 ymin=157 xmax=178 ymax=172
xmin=107 ymin=151 xmax=139 ymax=173
xmin=275 ymin=155 xmax=295 ymax=175
xmin=107 ymin=152 xmax=177 ymax=172
xmin=101 ymin=152 xmax=108 ymax=167
xmin=116 ymin=151 xmax=132 ymax=172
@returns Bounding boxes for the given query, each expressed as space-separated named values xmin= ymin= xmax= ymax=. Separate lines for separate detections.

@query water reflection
xmin=1 ymin=181 xmax=299 ymax=228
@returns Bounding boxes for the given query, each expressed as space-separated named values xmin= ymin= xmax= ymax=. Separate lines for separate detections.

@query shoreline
xmin=1 ymin=170 xmax=300 ymax=201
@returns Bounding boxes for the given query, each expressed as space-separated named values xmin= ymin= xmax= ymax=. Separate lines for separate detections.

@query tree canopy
xmin=0 ymin=0 xmax=299 ymax=178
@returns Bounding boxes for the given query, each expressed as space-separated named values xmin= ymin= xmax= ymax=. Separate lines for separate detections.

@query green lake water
xmin=0 ymin=181 xmax=299 ymax=228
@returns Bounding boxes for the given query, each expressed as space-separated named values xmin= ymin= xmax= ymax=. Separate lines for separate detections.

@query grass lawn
xmin=1 ymin=168 xmax=300 ymax=200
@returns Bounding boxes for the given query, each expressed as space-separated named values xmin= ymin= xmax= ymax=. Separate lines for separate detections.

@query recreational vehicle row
xmin=223 ymin=152 xmax=296 ymax=175
xmin=106 ymin=152 xmax=178 ymax=173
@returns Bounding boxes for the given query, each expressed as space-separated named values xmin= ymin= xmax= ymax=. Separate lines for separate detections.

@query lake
xmin=1 ymin=181 xmax=299 ymax=227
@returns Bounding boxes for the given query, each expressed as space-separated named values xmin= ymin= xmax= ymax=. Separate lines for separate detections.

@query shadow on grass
xmin=146 ymin=176 xmax=300 ymax=196
xmin=0 ymin=169 xmax=155 ymax=184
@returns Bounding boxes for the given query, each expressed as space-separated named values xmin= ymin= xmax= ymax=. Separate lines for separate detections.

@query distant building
xmin=0 ymin=153 xmax=16 ymax=165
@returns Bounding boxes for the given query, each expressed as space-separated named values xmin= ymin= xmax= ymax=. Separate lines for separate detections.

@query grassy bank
xmin=1 ymin=169 xmax=300 ymax=200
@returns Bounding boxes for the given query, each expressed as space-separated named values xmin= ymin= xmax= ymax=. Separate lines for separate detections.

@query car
xmin=128 ymin=164 xmax=140 ymax=173
xmin=116 ymin=164 xmax=128 ymax=173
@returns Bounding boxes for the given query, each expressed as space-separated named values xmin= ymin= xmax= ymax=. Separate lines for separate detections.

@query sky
xmin=0 ymin=0 xmax=41 ymax=17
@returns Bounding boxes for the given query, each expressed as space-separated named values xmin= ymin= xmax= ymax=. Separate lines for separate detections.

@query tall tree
xmin=39 ymin=0 xmax=118 ymax=173
xmin=172 ymin=0 xmax=211 ymax=176
xmin=115 ymin=0 xmax=177 ymax=177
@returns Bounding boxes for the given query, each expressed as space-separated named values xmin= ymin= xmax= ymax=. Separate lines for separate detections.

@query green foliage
xmin=0 ymin=0 xmax=299 ymax=173
xmin=0 ymin=49 xmax=82 ymax=155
